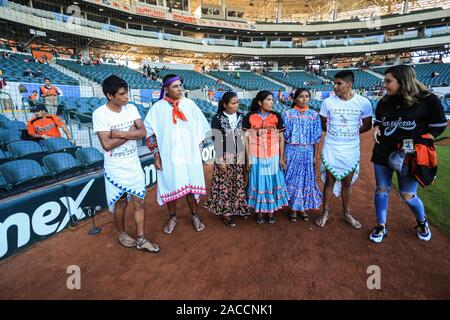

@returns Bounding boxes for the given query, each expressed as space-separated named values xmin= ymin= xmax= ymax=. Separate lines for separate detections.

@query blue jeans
xmin=374 ymin=163 xmax=426 ymax=225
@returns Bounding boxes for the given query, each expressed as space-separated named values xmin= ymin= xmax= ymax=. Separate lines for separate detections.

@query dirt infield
xmin=0 ymin=134 xmax=449 ymax=300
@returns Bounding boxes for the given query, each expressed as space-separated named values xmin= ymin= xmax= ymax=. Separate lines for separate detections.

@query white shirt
xmin=92 ymin=104 xmax=141 ymax=170
xmin=224 ymin=112 xmax=238 ymax=129
xmin=319 ymin=93 xmax=372 ymax=145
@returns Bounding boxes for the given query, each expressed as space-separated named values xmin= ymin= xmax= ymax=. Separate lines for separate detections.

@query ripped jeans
xmin=374 ymin=163 xmax=426 ymax=225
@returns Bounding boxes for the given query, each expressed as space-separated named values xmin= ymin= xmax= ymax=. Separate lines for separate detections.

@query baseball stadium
xmin=0 ymin=0 xmax=449 ymax=301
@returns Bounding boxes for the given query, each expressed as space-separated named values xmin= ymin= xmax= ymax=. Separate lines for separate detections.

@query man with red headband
xmin=144 ymin=74 xmax=211 ymax=234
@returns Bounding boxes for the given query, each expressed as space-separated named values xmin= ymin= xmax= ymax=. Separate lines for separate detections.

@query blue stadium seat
xmin=43 ymin=152 xmax=83 ymax=177
xmin=5 ymin=120 xmax=27 ymax=131
xmin=0 ymin=159 xmax=51 ymax=190
xmin=0 ymin=53 xmax=79 ymax=85
xmin=7 ymin=140 xmax=47 ymax=163
xmin=0 ymin=173 xmax=9 ymax=191
xmin=0 ymin=149 xmax=10 ymax=165
xmin=0 ymin=129 xmax=22 ymax=150
xmin=44 ymin=137 xmax=80 ymax=156
xmin=76 ymin=147 xmax=104 ymax=169
xmin=0 ymin=114 xmax=9 ymax=129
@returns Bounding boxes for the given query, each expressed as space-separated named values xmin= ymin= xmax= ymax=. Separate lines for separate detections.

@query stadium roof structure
xmin=194 ymin=0 xmax=450 ymax=23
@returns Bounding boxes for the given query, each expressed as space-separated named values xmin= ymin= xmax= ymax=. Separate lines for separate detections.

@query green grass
xmin=435 ymin=126 xmax=450 ymax=141
xmin=393 ymin=131 xmax=450 ymax=237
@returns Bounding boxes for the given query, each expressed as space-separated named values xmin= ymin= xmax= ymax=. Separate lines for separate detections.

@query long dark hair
xmin=291 ymin=88 xmax=311 ymax=108
xmin=382 ymin=64 xmax=429 ymax=107
xmin=250 ymin=90 xmax=273 ymax=112
xmin=217 ymin=91 xmax=238 ymax=114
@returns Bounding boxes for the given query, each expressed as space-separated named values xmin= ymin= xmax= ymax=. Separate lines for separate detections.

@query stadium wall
xmin=0 ymin=142 xmax=216 ymax=261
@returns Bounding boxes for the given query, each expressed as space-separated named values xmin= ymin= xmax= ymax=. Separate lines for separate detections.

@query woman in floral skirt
xmin=206 ymin=92 xmax=248 ymax=227
xmin=282 ymin=88 xmax=323 ymax=222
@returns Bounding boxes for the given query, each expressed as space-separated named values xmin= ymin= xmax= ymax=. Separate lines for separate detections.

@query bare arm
xmin=279 ymin=131 xmax=286 ymax=170
xmin=320 ymin=115 xmax=327 ymax=132
xmin=279 ymin=131 xmax=285 ymax=160
xmin=60 ymin=124 xmax=73 ymax=140
xmin=110 ymin=119 xmax=146 ymax=140
xmin=96 ymin=131 xmax=127 ymax=152
xmin=360 ymin=116 xmax=373 ymax=134
xmin=244 ymin=130 xmax=251 ymax=171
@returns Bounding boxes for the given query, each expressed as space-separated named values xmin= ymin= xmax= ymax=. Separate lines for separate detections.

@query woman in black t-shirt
xmin=370 ymin=64 xmax=447 ymax=244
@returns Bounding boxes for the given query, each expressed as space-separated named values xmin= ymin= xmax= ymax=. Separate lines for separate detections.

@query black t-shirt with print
xmin=371 ymin=92 xmax=447 ymax=166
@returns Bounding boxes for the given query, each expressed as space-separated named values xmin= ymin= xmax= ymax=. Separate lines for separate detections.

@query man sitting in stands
xmin=26 ymin=104 xmax=74 ymax=147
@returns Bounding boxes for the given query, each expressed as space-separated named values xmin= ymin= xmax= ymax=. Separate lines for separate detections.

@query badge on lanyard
xmin=402 ymin=139 xmax=415 ymax=154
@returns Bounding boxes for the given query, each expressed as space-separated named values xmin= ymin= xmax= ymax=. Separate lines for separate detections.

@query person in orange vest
xmin=39 ymin=78 xmax=63 ymax=115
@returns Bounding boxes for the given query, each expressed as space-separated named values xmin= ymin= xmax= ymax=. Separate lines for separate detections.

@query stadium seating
xmin=76 ymin=147 xmax=103 ymax=169
xmin=373 ymin=63 xmax=450 ymax=87
xmin=158 ymin=69 xmax=232 ymax=91
xmin=192 ymin=99 xmax=217 ymax=119
xmin=0 ymin=53 xmax=78 ymax=85
xmin=209 ymin=71 xmax=285 ymax=91
xmin=322 ymin=69 xmax=382 ymax=89
xmin=0 ymin=149 xmax=10 ymax=165
xmin=0 ymin=159 xmax=51 ymax=190
xmin=56 ymin=59 xmax=160 ymax=89
xmin=0 ymin=173 xmax=9 ymax=191
xmin=43 ymin=152 xmax=83 ymax=178
xmin=4 ymin=120 xmax=26 ymax=131
xmin=266 ymin=71 xmax=333 ymax=91
xmin=7 ymin=140 xmax=47 ymax=163
xmin=0 ymin=114 xmax=9 ymax=128
xmin=413 ymin=63 xmax=450 ymax=86
xmin=0 ymin=129 xmax=22 ymax=150
xmin=44 ymin=137 xmax=79 ymax=157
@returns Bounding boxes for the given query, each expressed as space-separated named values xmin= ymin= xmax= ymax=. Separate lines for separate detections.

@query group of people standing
xmin=92 ymin=65 xmax=447 ymax=254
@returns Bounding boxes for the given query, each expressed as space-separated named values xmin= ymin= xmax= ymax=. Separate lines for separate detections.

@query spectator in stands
xmin=27 ymin=104 xmax=74 ymax=146
xmin=42 ymin=55 xmax=49 ymax=65
xmin=236 ymin=71 xmax=240 ymax=79
xmin=0 ymin=69 xmax=5 ymax=90
xmin=206 ymin=91 xmax=249 ymax=227
xmin=28 ymin=90 xmax=39 ymax=105
xmin=316 ymin=70 xmax=373 ymax=229
xmin=370 ymin=64 xmax=447 ymax=243
xmin=1 ymin=51 xmax=11 ymax=59
xmin=92 ymin=75 xmax=160 ymax=253
xmin=143 ymin=73 xmax=210 ymax=234
xmin=35 ymin=68 xmax=43 ymax=78
xmin=207 ymin=88 xmax=214 ymax=102
xmin=39 ymin=78 xmax=63 ymax=115
xmin=431 ymin=71 xmax=439 ymax=78
xmin=23 ymin=68 xmax=34 ymax=77
xmin=16 ymin=42 xmax=25 ymax=53
xmin=242 ymin=90 xmax=289 ymax=224
xmin=282 ymin=88 xmax=322 ymax=222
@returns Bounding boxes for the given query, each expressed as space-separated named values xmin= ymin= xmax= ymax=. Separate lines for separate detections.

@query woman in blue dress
xmin=282 ymin=88 xmax=323 ymax=222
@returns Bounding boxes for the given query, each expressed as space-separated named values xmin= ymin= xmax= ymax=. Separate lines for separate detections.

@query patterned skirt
xmin=284 ymin=144 xmax=322 ymax=211
xmin=247 ymin=155 xmax=289 ymax=214
xmin=206 ymin=162 xmax=249 ymax=217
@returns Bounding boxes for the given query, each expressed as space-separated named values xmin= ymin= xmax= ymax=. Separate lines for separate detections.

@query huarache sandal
xmin=223 ymin=218 xmax=237 ymax=228
xmin=267 ymin=214 xmax=276 ymax=224
xmin=299 ymin=211 xmax=309 ymax=221
xmin=289 ymin=212 xmax=297 ymax=222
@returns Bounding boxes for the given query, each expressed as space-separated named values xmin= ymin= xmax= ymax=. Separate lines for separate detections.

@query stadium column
xmin=273 ymin=61 xmax=278 ymax=70
xmin=219 ymin=60 xmax=224 ymax=71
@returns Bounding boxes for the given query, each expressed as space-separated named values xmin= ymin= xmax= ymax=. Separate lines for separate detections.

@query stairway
xmin=51 ymin=61 xmax=103 ymax=96
xmin=364 ymin=69 xmax=385 ymax=79
xmin=259 ymin=73 xmax=289 ymax=91
xmin=202 ymin=72 xmax=239 ymax=92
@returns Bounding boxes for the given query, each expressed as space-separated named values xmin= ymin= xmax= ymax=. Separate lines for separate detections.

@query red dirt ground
xmin=0 ymin=134 xmax=449 ymax=300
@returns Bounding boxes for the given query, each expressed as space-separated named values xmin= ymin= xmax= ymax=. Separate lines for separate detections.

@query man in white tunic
xmin=144 ymin=74 xmax=211 ymax=234
xmin=316 ymin=70 xmax=373 ymax=229
xmin=93 ymin=75 xmax=159 ymax=253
